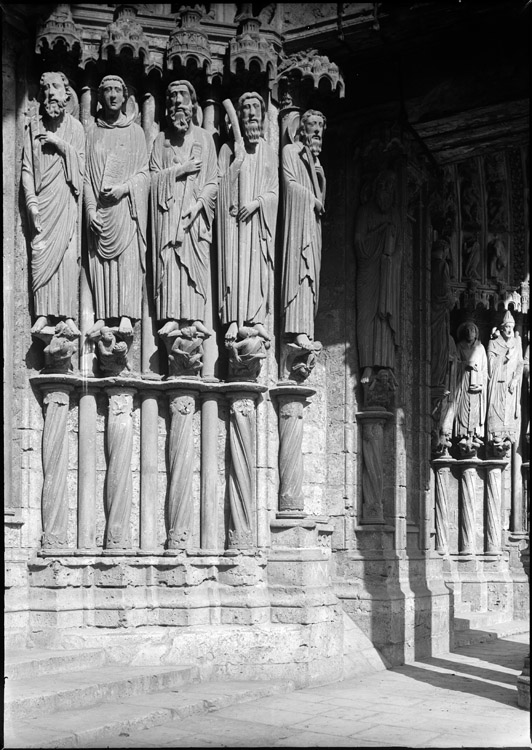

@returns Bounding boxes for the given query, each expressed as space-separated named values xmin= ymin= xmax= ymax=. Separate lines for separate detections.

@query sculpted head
xmin=98 ymin=75 xmax=128 ymax=115
xmin=237 ymin=92 xmax=266 ymax=145
xmin=432 ymin=238 xmax=450 ymax=260
xmin=299 ymin=110 xmax=326 ymax=156
xmin=374 ymin=170 xmax=396 ymax=214
xmin=458 ymin=320 xmax=479 ymax=345
xmin=39 ymin=71 xmax=70 ymax=120
xmin=500 ymin=309 xmax=515 ymax=340
xmin=166 ymin=80 xmax=197 ymax=135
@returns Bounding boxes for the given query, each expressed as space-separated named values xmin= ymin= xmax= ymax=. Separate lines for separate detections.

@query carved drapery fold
xmin=105 ymin=388 xmax=135 ymax=549
xmin=166 ymin=390 xmax=196 ymax=550
xmin=41 ymin=387 xmax=72 ymax=549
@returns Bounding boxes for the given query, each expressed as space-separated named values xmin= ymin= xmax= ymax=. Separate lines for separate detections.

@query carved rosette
xmin=459 ymin=466 xmax=477 ymax=555
xmin=41 ymin=388 xmax=72 ymax=549
xmin=277 ymin=397 xmax=305 ymax=513
xmin=227 ymin=393 xmax=258 ymax=549
xmin=433 ymin=463 xmax=451 ymax=554
xmin=105 ymin=388 xmax=135 ymax=549
xmin=166 ymin=391 xmax=196 ymax=550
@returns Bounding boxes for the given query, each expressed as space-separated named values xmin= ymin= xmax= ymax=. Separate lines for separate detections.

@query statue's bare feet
xmin=295 ymin=333 xmax=313 ymax=349
xmin=87 ymin=319 xmax=105 ymax=338
xmin=361 ymin=366 xmax=373 ymax=384
xmin=254 ymin=323 xmax=271 ymax=342
xmin=159 ymin=320 xmax=179 ymax=337
xmin=31 ymin=316 xmax=49 ymax=335
xmin=192 ymin=320 xmax=212 ymax=338
xmin=65 ymin=318 xmax=81 ymax=336
xmin=118 ymin=316 xmax=133 ymax=335
xmin=225 ymin=321 xmax=239 ymax=342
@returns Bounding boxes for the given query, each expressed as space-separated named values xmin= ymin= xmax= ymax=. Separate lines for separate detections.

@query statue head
xmin=98 ymin=75 xmax=128 ymax=116
xmin=374 ymin=169 xmax=396 ymax=214
xmin=237 ymin=92 xmax=266 ymax=145
xmin=457 ymin=320 xmax=479 ymax=345
xmin=500 ymin=309 xmax=515 ymax=340
xmin=299 ymin=109 xmax=326 ymax=156
xmin=39 ymin=71 xmax=71 ymax=120
xmin=100 ymin=326 xmax=115 ymax=344
xmin=166 ymin=80 xmax=197 ymax=135
xmin=432 ymin=238 xmax=450 ymax=260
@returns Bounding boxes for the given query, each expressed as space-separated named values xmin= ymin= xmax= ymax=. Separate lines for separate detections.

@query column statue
xmin=22 ymin=71 xmax=85 ymax=337
xmin=453 ymin=320 xmax=488 ymax=457
xmin=354 ymin=169 xmax=402 ymax=388
xmin=217 ymin=92 xmax=278 ymax=360
xmin=281 ymin=110 xmax=326 ymax=355
xmin=84 ymin=75 xmax=149 ymax=348
xmin=487 ymin=310 xmax=523 ymax=451
xmin=150 ymin=80 xmax=217 ymax=360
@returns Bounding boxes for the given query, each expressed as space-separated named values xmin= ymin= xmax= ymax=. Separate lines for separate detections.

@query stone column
xmin=270 ymin=385 xmax=314 ymax=517
xmin=484 ymin=459 xmax=508 ymax=555
xmin=140 ymin=389 xmax=159 ymax=551
xmin=432 ymin=458 xmax=454 ymax=554
xmin=458 ymin=461 xmax=478 ymax=555
xmin=356 ymin=409 xmax=394 ymax=524
xmin=166 ymin=389 xmax=196 ymax=551
xmin=226 ymin=385 xmax=264 ymax=550
xmin=200 ymin=389 xmax=220 ymax=551
xmin=77 ymin=386 xmax=98 ymax=551
xmin=41 ymin=385 xmax=73 ymax=551
xmin=105 ymin=387 xmax=136 ymax=551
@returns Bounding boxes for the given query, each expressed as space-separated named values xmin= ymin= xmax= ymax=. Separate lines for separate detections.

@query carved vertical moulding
xmin=166 ymin=390 xmax=196 ymax=551
xmin=226 ymin=389 xmax=262 ymax=550
xmin=105 ymin=388 xmax=135 ymax=550
xmin=40 ymin=386 xmax=73 ymax=550
xmin=484 ymin=460 xmax=507 ymax=554
xmin=356 ymin=409 xmax=394 ymax=525
xmin=458 ymin=463 xmax=477 ymax=555
xmin=432 ymin=459 xmax=454 ymax=554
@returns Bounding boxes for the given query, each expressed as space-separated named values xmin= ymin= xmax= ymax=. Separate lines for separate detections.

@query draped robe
xmin=281 ymin=142 xmax=326 ymax=339
xmin=487 ymin=333 xmax=523 ymax=443
xmin=22 ymin=112 xmax=85 ymax=319
xmin=84 ymin=113 xmax=149 ymax=320
xmin=150 ymin=125 xmax=217 ymax=323
xmin=354 ymin=200 xmax=402 ymax=371
xmin=453 ymin=338 xmax=488 ymax=439
xmin=217 ymin=139 xmax=278 ymax=327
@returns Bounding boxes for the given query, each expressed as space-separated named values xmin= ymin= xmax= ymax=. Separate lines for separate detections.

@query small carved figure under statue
xmin=88 ymin=325 xmax=132 ymax=377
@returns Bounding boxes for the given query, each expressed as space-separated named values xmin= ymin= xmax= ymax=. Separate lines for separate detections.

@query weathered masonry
xmin=3 ymin=2 xmax=529 ymax=683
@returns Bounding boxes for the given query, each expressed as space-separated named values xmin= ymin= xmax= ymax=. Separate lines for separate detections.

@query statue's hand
xmin=182 ymin=201 xmax=202 ymax=229
xmin=237 ymin=200 xmax=259 ymax=222
xmin=182 ymin=158 xmax=202 ymax=177
xmin=314 ymin=197 xmax=324 ymax=214
xmin=89 ymin=210 xmax=103 ymax=235
xmin=234 ymin=142 xmax=246 ymax=165
xmin=100 ymin=184 xmax=127 ymax=206
xmin=28 ymin=204 xmax=42 ymax=233
xmin=508 ymin=378 xmax=516 ymax=394
xmin=36 ymin=132 xmax=64 ymax=154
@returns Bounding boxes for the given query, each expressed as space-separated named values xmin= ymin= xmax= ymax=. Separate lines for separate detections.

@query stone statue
xmin=84 ymin=75 xmax=150 ymax=338
xmin=354 ymin=169 xmax=402 ymax=386
xmin=217 ymin=92 xmax=278 ymax=358
xmin=488 ymin=235 xmax=508 ymax=282
xmin=33 ymin=321 xmax=79 ymax=374
xmin=150 ymin=80 xmax=217 ymax=345
xmin=22 ymin=71 xmax=85 ymax=337
xmin=431 ymin=238 xmax=455 ymax=389
xmin=487 ymin=310 xmax=523 ymax=449
xmin=281 ymin=109 xmax=326 ymax=353
xmin=90 ymin=325 xmax=132 ymax=377
xmin=453 ymin=320 xmax=488 ymax=456
xmin=462 ymin=232 xmax=481 ymax=281
xmin=225 ymin=326 xmax=268 ymax=381
xmin=164 ymin=324 xmax=207 ymax=378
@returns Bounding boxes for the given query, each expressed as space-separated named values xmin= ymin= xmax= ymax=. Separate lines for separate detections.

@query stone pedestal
xmin=356 ymin=409 xmax=394 ymax=524
xmin=270 ymin=385 xmax=315 ymax=517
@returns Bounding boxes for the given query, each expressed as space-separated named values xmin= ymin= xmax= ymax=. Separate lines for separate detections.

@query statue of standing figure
xmin=354 ymin=169 xmax=402 ymax=388
xmin=487 ymin=310 xmax=523 ymax=451
xmin=150 ymin=80 xmax=218 ymax=366
xmin=217 ymin=92 xmax=278 ymax=377
xmin=280 ymin=110 xmax=327 ymax=354
xmin=453 ymin=320 xmax=488 ymax=456
xmin=22 ymin=71 xmax=85 ymax=337
xmin=84 ymin=75 xmax=149 ymax=345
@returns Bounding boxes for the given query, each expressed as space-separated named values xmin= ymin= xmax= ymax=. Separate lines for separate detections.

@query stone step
xmin=454 ymin=619 xmax=529 ymax=648
xmin=4 ymin=678 xmax=296 ymax=749
xmin=5 ymin=663 xmax=199 ymax=723
xmin=5 ymin=647 xmax=107 ymax=681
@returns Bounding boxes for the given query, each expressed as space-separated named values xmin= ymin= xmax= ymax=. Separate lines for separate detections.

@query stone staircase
xmin=4 ymin=648 xmax=296 ymax=748
xmin=453 ymin=608 xmax=529 ymax=648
